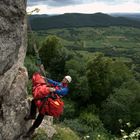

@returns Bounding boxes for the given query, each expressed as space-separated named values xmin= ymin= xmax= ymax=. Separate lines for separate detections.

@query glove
xmin=49 ymin=88 xmax=56 ymax=92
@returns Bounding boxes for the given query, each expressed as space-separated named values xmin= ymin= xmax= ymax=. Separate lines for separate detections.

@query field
xmin=36 ymin=26 xmax=140 ymax=64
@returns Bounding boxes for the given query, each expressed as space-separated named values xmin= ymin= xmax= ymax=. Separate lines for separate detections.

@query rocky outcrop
xmin=37 ymin=116 xmax=56 ymax=138
xmin=0 ymin=0 xmax=30 ymax=140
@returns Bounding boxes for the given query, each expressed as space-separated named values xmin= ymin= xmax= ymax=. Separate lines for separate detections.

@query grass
xmin=52 ymin=124 xmax=80 ymax=140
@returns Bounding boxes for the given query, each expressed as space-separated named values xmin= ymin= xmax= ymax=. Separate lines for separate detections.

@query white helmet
xmin=65 ymin=75 xmax=72 ymax=83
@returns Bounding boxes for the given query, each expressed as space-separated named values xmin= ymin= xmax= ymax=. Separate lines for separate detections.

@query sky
xmin=27 ymin=0 xmax=140 ymax=14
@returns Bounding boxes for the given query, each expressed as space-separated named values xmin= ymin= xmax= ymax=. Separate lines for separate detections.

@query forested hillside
xmin=29 ymin=13 xmax=140 ymax=30
xmin=26 ymin=13 xmax=140 ymax=139
xmin=111 ymin=13 xmax=140 ymax=21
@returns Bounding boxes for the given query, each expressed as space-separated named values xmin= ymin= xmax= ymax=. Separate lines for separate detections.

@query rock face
xmin=0 ymin=0 xmax=30 ymax=140
xmin=38 ymin=116 xmax=56 ymax=138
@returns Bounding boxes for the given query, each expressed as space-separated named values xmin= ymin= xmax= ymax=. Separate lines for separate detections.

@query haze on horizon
xmin=27 ymin=0 xmax=140 ymax=14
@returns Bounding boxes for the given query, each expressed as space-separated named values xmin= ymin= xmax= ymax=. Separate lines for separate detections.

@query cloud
xmin=27 ymin=0 xmax=140 ymax=7
xmin=27 ymin=0 xmax=121 ymax=7
xmin=27 ymin=0 xmax=46 ymax=6
xmin=27 ymin=0 xmax=83 ymax=7
xmin=27 ymin=0 xmax=140 ymax=14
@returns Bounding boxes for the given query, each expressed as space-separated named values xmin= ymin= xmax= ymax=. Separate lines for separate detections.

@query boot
xmin=24 ymin=99 xmax=37 ymax=121
xmin=23 ymin=126 xmax=35 ymax=138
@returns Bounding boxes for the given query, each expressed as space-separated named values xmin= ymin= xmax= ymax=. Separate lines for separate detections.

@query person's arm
xmin=55 ymin=87 xmax=69 ymax=96
xmin=47 ymin=78 xmax=60 ymax=86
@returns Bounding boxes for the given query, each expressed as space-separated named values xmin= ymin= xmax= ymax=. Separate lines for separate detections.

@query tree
xmin=24 ymin=55 xmax=38 ymax=78
xmin=109 ymin=60 xmax=133 ymax=89
xmin=86 ymin=53 xmax=112 ymax=105
xmin=39 ymin=35 xmax=67 ymax=79
xmin=101 ymin=80 xmax=140 ymax=134
xmin=27 ymin=32 xmax=41 ymax=56
xmin=86 ymin=53 xmax=133 ymax=106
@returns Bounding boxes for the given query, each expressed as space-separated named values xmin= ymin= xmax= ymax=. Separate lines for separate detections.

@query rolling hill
xmin=110 ymin=13 xmax=140 ymax=21
xmin=29 ymin=13 xmax=140 ymax=30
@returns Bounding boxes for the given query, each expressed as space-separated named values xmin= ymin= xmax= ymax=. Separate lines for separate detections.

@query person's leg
xmin=23 ymin=113 xmax=44 ymax=138
xmin=30 ymin=99 xmax=37 ymax=117
xmin=24 ymin=99 xmax=37 ymax=120
xmin=32 ymin=113 xmax=44 ymax=128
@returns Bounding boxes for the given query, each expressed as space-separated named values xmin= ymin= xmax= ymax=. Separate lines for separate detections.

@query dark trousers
xmin=24 ymin=99 xmax=45 ymax=137
xmin=29 ymin=99 xmax=44 ymax=129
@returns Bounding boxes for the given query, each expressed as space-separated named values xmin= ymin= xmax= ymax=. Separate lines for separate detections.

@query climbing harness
xmin=34 ymin=92 xmax=64 ymax=117
xmin=34 ymin=93 xmax=57 ymax=112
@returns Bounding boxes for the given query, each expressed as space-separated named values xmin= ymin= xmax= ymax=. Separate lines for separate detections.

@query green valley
xmin=36 ymin=26 xmax=140 ymax=65
xmin=26 ymin=20 xmax=140 ymax=139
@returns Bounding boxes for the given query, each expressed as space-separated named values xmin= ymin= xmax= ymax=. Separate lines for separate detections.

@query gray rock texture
xmin=38 ymin=116 xmax=56 ymax=138
xmin=0 ymin=0 xmax=31 ymax=140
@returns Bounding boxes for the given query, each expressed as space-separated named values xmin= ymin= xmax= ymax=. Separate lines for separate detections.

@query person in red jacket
xmin=23 ymin=72 xmax=72 ymax=138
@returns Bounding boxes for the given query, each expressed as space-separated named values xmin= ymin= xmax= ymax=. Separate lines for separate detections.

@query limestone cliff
xmin=0 ymin=0 xmax=30 ymax=140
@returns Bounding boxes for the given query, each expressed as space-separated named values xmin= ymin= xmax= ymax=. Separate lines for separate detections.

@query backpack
xmin=40 ymin=94 xmax=64 ymax=118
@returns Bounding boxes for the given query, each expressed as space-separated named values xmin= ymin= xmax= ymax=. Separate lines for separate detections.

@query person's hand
xmin=49 ymin=87 xmax=56 ymax=92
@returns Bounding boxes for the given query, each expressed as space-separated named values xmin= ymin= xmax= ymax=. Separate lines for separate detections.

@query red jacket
xmin=32 ymin=72 xmax=50 ymax=114
xmin=32 ymin=72 xmax=64 ymax=117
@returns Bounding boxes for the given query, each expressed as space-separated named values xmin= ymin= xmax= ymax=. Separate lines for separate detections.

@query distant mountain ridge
xmin=29 ymin=13 xmax=140 ymax=30
xmin=110 ymin=13 xmax=140 ymax=21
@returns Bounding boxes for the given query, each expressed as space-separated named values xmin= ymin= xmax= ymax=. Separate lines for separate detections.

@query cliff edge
xmin=0 ymin=0 xmax=30 ymax=139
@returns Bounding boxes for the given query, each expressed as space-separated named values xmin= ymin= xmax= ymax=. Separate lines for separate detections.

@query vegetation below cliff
xmin=25 ymin=26 xmax=140 ymax=140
